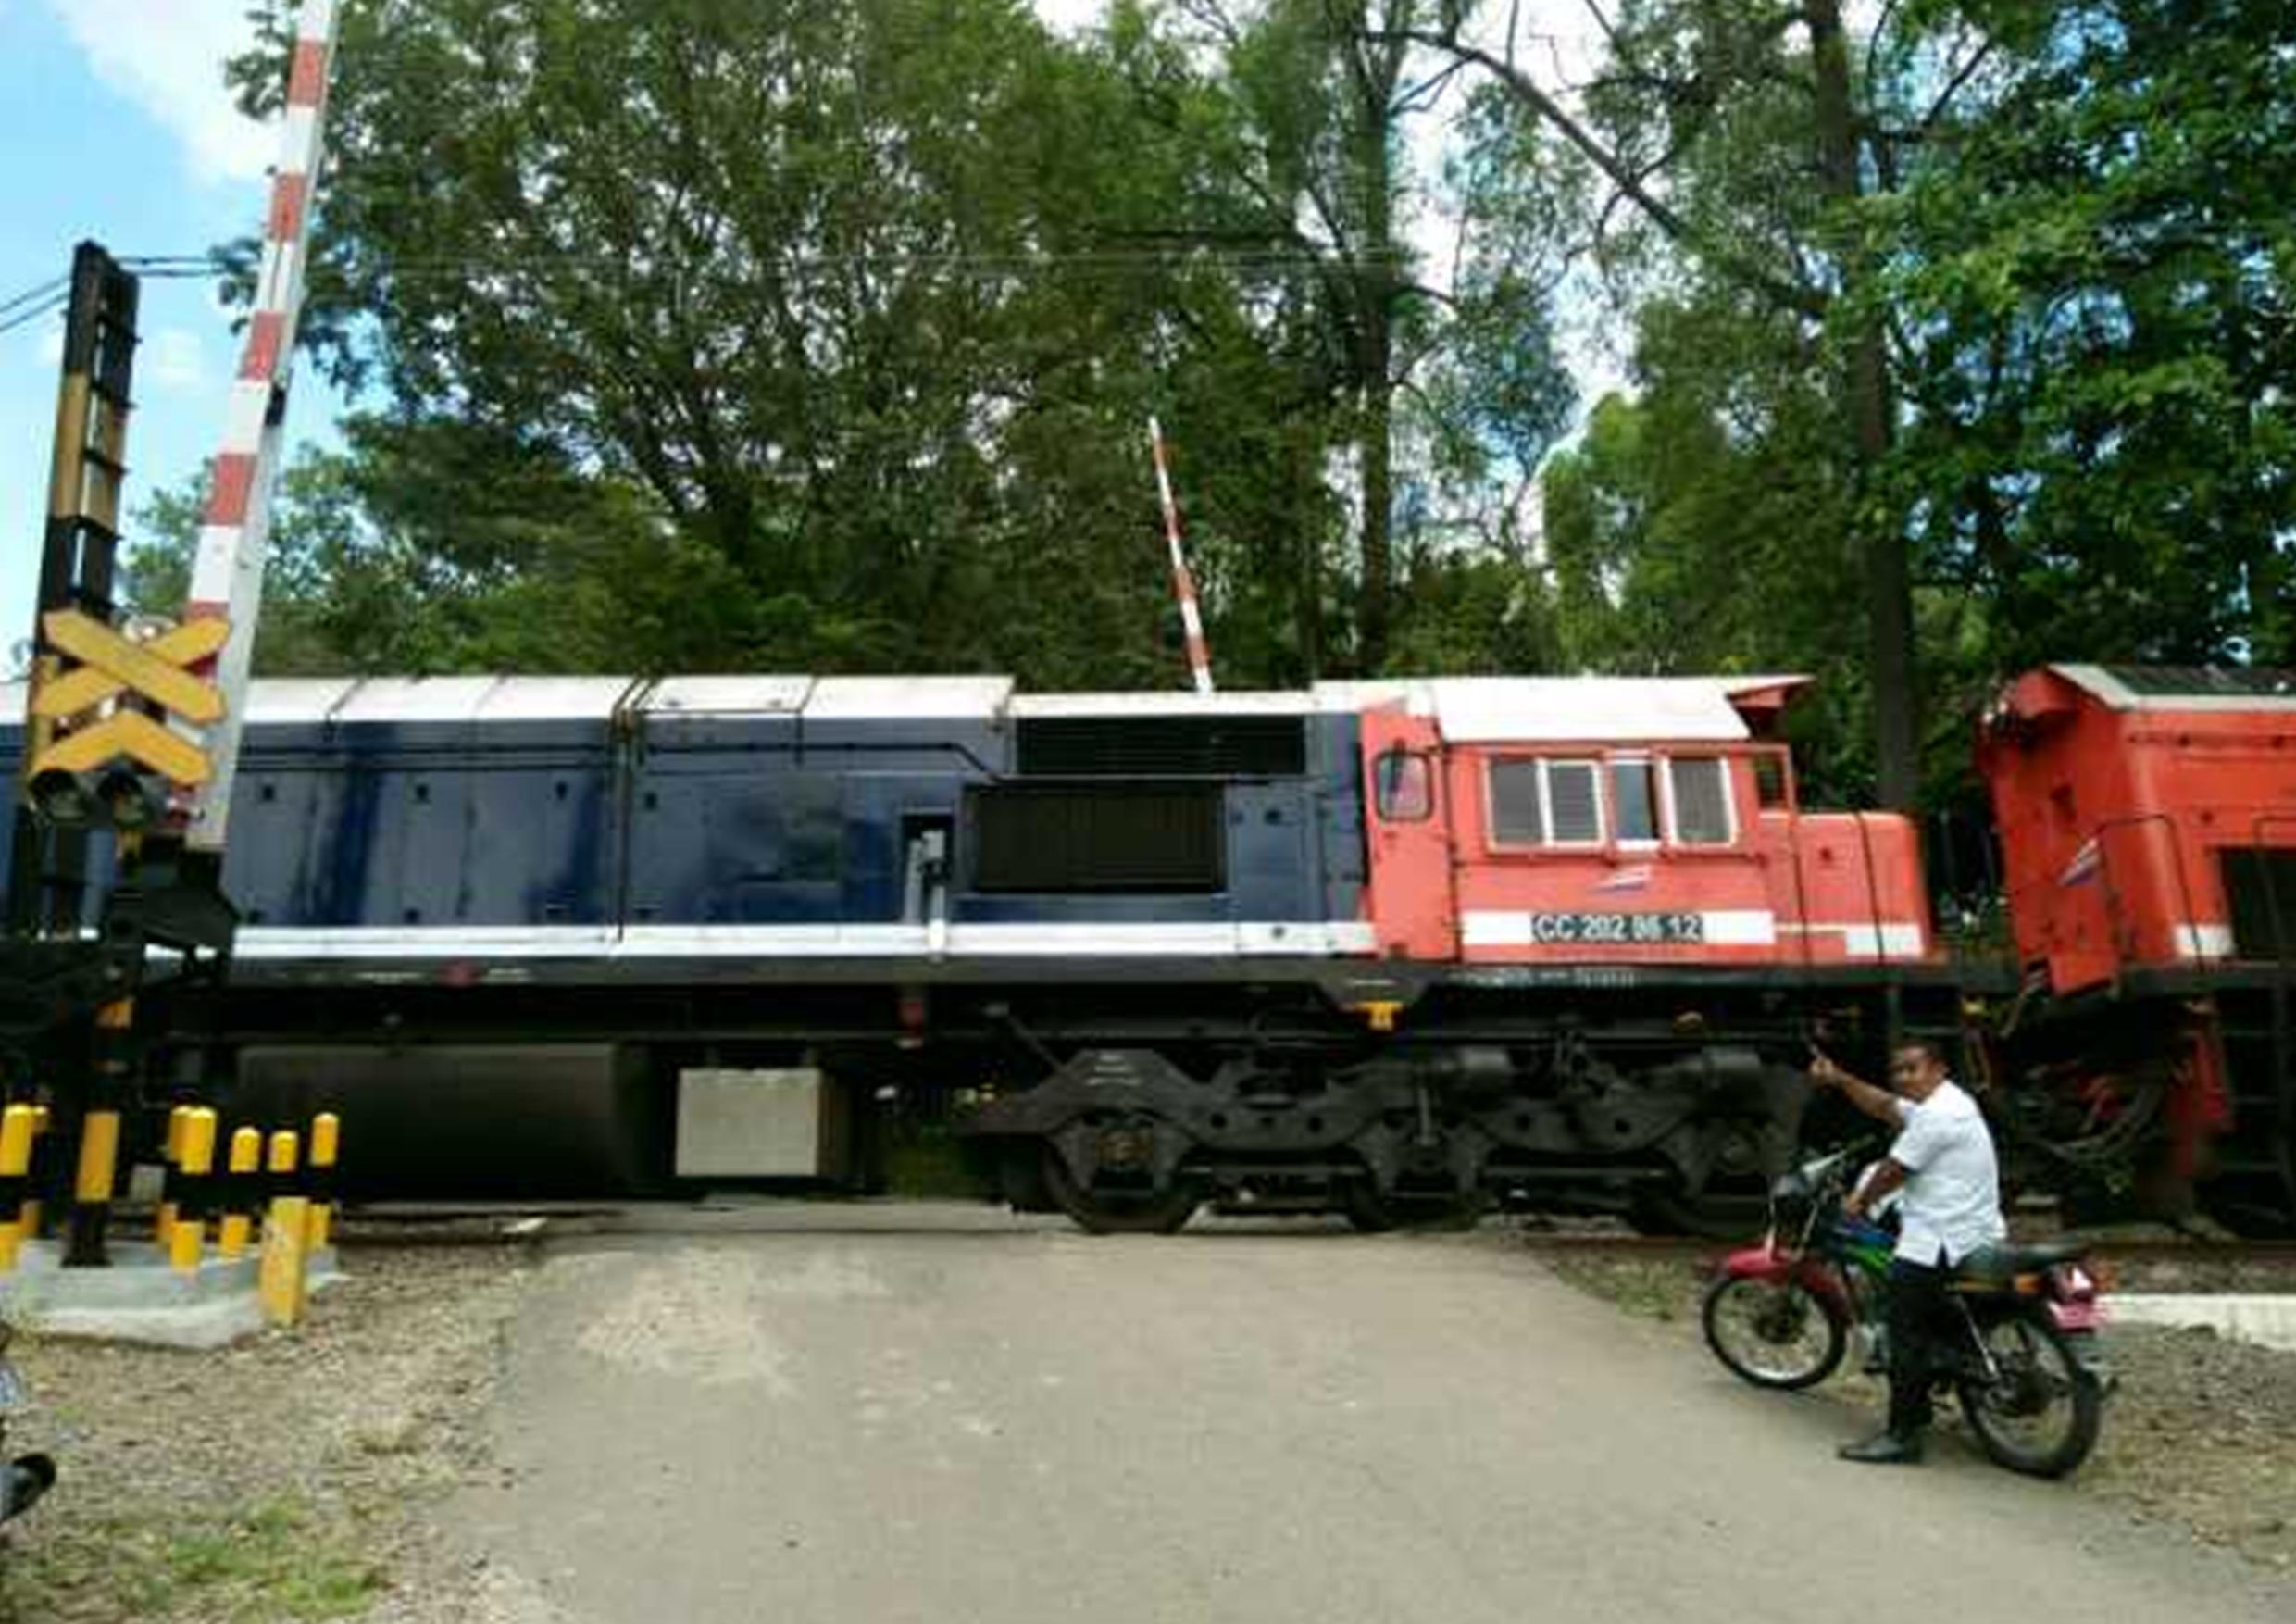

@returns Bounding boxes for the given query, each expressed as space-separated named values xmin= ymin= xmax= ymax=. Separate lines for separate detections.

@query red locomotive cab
xmin=1358 ymin=678 xmax=1936 ymax=969
xmin=1979 ymin=664 xmax=2296 ymax=993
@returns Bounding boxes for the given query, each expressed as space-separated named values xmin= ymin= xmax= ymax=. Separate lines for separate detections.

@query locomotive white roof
xmin=4 ymin=672 xmax=1806 ymax=739
xmin=802 ymin=676 xmax=1015 ymax=718
xmin=1327 ymin=675 xmax=1808 ymax=743
xmin=2052 ymin=663 xmax=2296 ymax=713
xmin=641 ymin=676 xmax=814 ymax=716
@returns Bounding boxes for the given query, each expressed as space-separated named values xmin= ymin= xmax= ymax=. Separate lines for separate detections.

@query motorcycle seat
xmin=1951 ymin=1240 xmax=2088 ymax=1285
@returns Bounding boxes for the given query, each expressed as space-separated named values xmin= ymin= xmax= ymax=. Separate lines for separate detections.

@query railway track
xmin=317 ymin=1199 xmax=2296 ymax=1269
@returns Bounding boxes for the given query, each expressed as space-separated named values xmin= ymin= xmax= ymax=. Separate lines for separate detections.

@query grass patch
xmin=1545 ymin=1256 xmax=1704 ymax=1323
xmin=3 ymin=1498 xmax=382 ymax=1624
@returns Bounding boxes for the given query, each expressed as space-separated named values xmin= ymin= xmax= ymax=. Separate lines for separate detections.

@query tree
xmin=226 ymin=0 xmax=1234 ymax=683
xmin=125 ymin=423 xmax=735 ymax=676
xmin=1407 ymin=0 xmax=2022 ymax=806
xmin=1124 ymin=0 xmax=1575 ymax=675
xmin=1878 ymin=0 xmax=2296 ymax=676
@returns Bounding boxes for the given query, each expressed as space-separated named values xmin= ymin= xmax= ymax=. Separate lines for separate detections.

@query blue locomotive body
xmin=3 ymin=675 xmax=1375 ymax=981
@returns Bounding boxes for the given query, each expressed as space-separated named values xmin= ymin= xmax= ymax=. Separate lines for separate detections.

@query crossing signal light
xmin=26 ymin=767 xmax=94 ymax=827
xmin=24 ymin=765 xmax=168 ymax=831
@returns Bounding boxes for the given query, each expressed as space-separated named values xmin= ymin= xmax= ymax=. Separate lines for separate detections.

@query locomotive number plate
xmin=1526 ymin=911 xmax=1703 ymax=945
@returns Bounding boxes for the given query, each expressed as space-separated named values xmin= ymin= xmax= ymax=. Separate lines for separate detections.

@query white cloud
xmin=146 ymin=327 xmax=206 ymax=391
xmin=43 ymin=0 xmax=271 ymax=184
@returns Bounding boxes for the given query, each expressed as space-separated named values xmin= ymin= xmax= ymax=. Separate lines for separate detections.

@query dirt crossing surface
xmin=4 ymin=1208 xmax=2290 ymax=1623
xmin=451 ymin=1210 xmax=2289 ymax=1624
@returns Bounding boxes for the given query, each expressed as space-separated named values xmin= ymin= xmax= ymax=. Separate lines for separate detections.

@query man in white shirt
xmin=1810 ymin=1037 xmax=2007 ymax=1464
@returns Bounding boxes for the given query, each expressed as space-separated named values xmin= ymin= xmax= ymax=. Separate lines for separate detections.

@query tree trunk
xmin=1808 ymin=0 xmax=1917 ymax=809
xmin=1297 ymin=424 xmax=1326 ymax=680
xmin=1358 ymin=294 xmax=1393 ymax=673
xmin=1349 ymin=0 xmax=1406 ymax=676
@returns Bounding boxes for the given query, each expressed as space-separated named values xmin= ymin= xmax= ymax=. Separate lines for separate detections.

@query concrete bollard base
xmin=0 ymin=1240 xmax=344 ymax=1350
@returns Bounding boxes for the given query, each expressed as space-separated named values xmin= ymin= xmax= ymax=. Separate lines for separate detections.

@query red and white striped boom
xmin=181 ymin=0 xmax=340 ymax=852
xmin=1148 ymin=417 xmax=1215 ymax=695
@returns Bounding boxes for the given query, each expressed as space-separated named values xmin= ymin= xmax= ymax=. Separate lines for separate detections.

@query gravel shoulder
xmin=1541 ymin=1248 xmax=2296 ymax=1573
xmin=0 ymin=1242 xmax=534 ymax=1624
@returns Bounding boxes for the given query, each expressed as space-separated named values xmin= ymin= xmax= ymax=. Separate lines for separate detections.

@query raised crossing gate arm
xmin=181 ymin=0 xmax=342 ymax=856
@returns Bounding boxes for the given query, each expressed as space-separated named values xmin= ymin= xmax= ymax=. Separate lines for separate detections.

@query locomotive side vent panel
xmin=1016 ymin=716 xmax=1306 ymax=777
xmin=2222 ymin=848 xmax=2296 ymax=958
xmin=967 ymin=782 xmax=1226 ymax=893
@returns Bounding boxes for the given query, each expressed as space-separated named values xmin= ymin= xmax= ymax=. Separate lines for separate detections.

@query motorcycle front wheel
xmin=1955 ymin=1315 xmax=2103 ymax=1478
xmin=1701 ymin=1272 xmax=1846 ymax=1391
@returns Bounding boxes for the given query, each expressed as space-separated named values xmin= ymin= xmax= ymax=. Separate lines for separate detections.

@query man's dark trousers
xmin=1887 ymin=1254 xmax=1953 ymax=1436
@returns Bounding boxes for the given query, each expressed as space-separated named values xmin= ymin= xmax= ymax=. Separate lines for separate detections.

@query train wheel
xmin=1040 ymin=1146 xmax=1200 ymax=1235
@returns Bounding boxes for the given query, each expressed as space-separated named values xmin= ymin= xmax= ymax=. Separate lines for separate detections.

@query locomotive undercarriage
xmin=137 ymin=969 xmax=1943 ymax=1232
xmin=963 ymin=1037 xmax=1817 ymax=1235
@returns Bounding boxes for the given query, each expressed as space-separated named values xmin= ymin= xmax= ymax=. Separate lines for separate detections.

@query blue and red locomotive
xmin=2 ymin=664 xmax=2290 ymax=1232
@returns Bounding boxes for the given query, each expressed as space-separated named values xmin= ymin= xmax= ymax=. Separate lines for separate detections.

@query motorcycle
xmin=0 ymin=1321 xmax=55 ymax=1530
xmin=1700 ymin=1146 xmax=2110 ymax=1478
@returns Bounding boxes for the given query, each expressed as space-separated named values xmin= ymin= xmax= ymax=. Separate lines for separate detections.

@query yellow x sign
xmin=31 ymin=609 xmax=228 ymax=725
xmin=31 ymin=712 xmax=212 ymax=786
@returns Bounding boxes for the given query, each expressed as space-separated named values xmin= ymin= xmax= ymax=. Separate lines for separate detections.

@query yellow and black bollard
xmin=306 ymin=1112 xmax=340 ymax=1255
xmin=64 ymin=996 xmax=134 ymax=1267
xmin=155 ymin=1102 xmax=192 ymax=1244
xmin=0 ymin=1106 xmax=38 ymax=1272
xmin=18 ymin=1106 xmax=51 ymax=1243
xmin=257 ymin=1129 xmax=308 ymax=1327
xmin=218 ymin=1126 xmax=261 ymax=1261
xmin=168 ymin=1107 xmax=218 ymax=1276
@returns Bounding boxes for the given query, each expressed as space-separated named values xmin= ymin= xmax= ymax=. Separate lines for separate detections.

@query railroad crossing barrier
xmin=0 ymin=1109 xmax=343 ymax=1347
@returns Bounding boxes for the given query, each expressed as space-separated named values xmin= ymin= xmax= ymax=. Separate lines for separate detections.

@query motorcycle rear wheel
xmin=1955 ymin=1316 xmax=2103 ymax=1478
xmin=1701 ymin=1273 xmax=1846 ymax=1391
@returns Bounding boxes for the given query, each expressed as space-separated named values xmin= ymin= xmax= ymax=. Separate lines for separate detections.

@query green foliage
xmin=206 ymin=0 xmax=1575 ymax=688
xmin=1877 ymin=0 xmax=2296 ymax=673
xmin=1509 ymin=0 xmax=2294 ymax=802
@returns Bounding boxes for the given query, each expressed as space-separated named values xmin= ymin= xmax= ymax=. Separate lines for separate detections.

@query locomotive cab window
xmin=1753 ymin=753 xmax=1791 ymax=811
xmin=1373 ymin=746 xmax=1434 ymax=822
xmin=1611 ymin=759 xmax=1659 ymax=844
xmin=1667 ymin=756 xmax=1735 ymax=845
xmin=1488 ymin=757 xmax=1603 ymax=848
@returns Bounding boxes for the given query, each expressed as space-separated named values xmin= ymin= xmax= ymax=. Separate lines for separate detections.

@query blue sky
xmin=0 ymin=0 xmax=342 ymax=661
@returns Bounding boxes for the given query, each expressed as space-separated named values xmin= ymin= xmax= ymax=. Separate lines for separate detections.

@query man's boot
xmin=1837 ymin=1430 xmax=1924 ymax=1465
